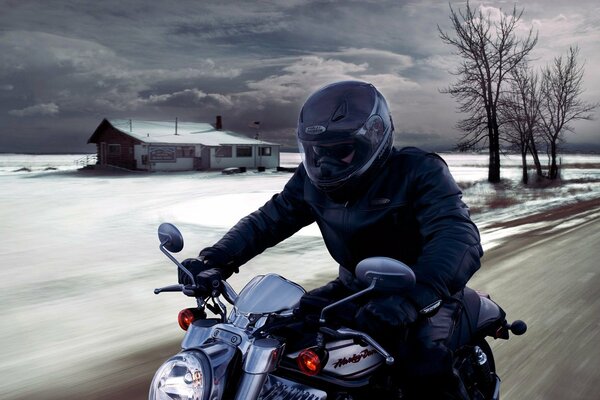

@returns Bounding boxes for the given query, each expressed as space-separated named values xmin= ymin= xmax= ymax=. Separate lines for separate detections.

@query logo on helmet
xmin=305 ymin=125 xmax=326 ymax=135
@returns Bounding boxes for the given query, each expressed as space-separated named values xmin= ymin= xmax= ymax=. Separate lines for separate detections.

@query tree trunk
xmin=521 ymin=147 xmax=529 ymax=184
xmin=528 ymin=135 xmax=543 ymax=176
xmin=488 ymin=122 xmax=501 ymax=183
xmin=488 ymin=147 xmax=496 ymax=182
xmin=549 ymin=141 xmax=559 ymax=179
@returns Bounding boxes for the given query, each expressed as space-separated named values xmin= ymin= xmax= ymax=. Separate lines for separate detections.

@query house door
xmin=201 ymin=147 xmax=211 ymax=169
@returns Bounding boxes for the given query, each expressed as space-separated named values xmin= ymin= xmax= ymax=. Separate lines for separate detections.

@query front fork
xmin=234 ymin=338 xmax=286 ymax=400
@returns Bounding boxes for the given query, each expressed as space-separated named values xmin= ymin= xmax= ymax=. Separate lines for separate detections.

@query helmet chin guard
xmin=297 ymin=81 xmax=394 ymax=197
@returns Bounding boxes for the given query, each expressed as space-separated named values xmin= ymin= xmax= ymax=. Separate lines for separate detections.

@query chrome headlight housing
xmin=149 ymin=350 xmax=211 ymax=400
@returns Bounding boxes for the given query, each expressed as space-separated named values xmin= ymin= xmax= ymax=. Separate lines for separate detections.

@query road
xmin=470 ymin=214 xmax=600 ymax=400
xmin=16 ymin=208 xmax=600 ymax=400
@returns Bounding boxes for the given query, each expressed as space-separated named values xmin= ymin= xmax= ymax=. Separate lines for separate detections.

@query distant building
xmin=87 ymin=117 xmax=280 ymax=171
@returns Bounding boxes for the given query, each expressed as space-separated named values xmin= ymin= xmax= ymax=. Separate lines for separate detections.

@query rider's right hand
xmin=178 ymin=259 xmax=224 ymax=297
xmin=178 ymin=257 xmax=208 ymax=285
xmin=192 ymin=268 xmax=224 ymax=297
xmin=178 ymin=246 xmax=236 ymax=286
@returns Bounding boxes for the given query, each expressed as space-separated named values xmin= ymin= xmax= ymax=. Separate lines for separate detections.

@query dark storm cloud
xmin=0 ymin=0 xmax=598 ymax=152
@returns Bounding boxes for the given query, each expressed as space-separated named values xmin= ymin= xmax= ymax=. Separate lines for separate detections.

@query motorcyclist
xmin=180 ymin=80 xmax=483 ymax=399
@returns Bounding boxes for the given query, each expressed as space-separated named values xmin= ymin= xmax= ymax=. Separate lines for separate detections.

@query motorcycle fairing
xmin=234 ymin=274 xmax=306 ymax=315
xmin=182 ymin=319 xmax=221 ymax=350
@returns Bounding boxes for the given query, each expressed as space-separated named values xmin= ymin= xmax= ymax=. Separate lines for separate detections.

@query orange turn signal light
xmin=178 ymin=308 xmax=197 ymax=331
xmin=297 ymin=348 xmax=323 ymax=376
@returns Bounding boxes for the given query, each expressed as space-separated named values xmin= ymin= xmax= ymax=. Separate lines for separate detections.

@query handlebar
xmin=154 ymin=283 xmax=201 ymax=296
xmin=154 ymin=280 xmax=239 ymax=304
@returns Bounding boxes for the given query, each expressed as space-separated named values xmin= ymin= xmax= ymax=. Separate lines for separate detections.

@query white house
xmin=87 ymin=117 xmax=280 ymax=171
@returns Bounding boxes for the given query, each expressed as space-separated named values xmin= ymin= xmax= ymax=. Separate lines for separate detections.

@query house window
xmin=259 ymin=146 xmax=272 ymax=156
xmin=236 ymin=145 xmax=252 ymax=158
xmin=176 ymin=146 xmax=195 ymax=157
xmin=108 ymin=144 xmax=121 ymax=156
xmin=215 ymin=146 xmax=232 ymax=158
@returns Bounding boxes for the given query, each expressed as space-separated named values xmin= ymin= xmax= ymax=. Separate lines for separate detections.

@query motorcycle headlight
xmin=149 ymin=350 xmax=211 ymax=400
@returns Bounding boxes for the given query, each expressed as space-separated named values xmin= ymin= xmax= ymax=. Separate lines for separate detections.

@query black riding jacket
xmin=210 ymin=147 xmax=483 ymax=310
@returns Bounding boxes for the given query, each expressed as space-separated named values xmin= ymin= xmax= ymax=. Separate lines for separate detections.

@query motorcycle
xmin=149 ymin=223 xmax=527 ymax=400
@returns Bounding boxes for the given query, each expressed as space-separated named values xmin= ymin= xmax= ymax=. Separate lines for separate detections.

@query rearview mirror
xmin=355 ymin=257 xmax=416 ymax=293
xmin=158 ymin=223 xmax=184 ymax=253
xmin=320 ymin=257 xmax=417 ymax=324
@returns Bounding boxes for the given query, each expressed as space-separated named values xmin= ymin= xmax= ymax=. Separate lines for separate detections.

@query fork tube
xmin=234 ymin=338 xmax=283 ymax=400
xmin=234 ymin=373 xmax=269 ymax=400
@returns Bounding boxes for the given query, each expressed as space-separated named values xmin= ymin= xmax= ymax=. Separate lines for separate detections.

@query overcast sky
xmin=1 ymin=0 xmax=598 ymax=153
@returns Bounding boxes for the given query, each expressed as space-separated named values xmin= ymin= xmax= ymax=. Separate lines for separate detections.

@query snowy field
xmin=1 ymin=151 xmax=599 ymax=398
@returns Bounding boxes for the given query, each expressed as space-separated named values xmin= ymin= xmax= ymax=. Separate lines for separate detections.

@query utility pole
xmin=255 ymin=122 xmax=261 ymax=167
xmin=175 ymin=117 xmax=178 ymax=135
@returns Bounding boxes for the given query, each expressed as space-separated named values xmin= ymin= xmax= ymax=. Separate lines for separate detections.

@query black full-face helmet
xmin=297 ymin=81 xmax=394 ymax=196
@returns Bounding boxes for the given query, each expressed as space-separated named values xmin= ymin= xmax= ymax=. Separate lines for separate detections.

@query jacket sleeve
xmin=209 ymin=167 xmax=316 ymax=271
xmin=406 ymin=154 xmax=483 ymax=311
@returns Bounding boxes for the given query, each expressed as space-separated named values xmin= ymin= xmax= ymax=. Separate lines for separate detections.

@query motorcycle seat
xmin=451 ymin=287 xmax=506 ymax=349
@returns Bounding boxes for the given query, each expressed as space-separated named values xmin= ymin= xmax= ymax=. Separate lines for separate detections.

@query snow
xmin=0 ymin=152 xmax=599 ymax=397
xmin=108 ymin=119 xmax=276 ymax=145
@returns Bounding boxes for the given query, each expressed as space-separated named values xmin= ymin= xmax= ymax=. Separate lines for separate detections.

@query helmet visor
xmin=312 ymin=142 xmax=356 ymax=161
xmin=299 ymin=114 xmax=387 ymax=188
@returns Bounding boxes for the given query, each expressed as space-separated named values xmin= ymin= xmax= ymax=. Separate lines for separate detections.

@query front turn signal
xmin=297 ymin=348 xmax=323 ymax=376
xmin=178 ymin=308 xmax=205 ymax=331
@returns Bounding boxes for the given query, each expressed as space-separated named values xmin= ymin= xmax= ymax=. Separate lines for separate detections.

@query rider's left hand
xmin=355 ymin=295 xmax=418 ymax=334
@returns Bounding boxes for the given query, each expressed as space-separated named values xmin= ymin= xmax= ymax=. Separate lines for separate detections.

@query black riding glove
xmin=295 ymin=279 xmax=358 ymax=327
xmin=355 ymin=295 xmax=418 ymax=335
xmin=178 ymin=246 xmax=235 ymax=286
xmin=182 ymin=268 xmax=223 ymax=297
xmin=296 ymin=279 xmax=350 ymax=315
xmin=178 ymin=258 xmax=208 ymax=285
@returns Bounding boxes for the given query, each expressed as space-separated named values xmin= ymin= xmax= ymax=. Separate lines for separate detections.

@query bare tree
xmin=500 ymin=62 xmax=543 ymax=184
xmin=439 ymin=1 xmax=537 ymax=182
xmin=539 ymin=46 xmax=597 ymax=179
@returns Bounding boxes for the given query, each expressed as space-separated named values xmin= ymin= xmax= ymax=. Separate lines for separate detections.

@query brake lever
xmin=154 ymin=284 xmax=184 ymax=294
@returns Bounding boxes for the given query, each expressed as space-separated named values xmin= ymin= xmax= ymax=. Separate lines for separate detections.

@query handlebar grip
xmin=319 ymin=326 xmax=352 ymax=340
xmin=509 ymin=320 xmax=527 ymax=335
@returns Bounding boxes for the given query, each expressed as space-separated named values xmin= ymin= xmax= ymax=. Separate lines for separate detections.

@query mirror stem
xmin=319 ymin=280 xmax=376 ymax=324
xmin=159 ymin=242 xmax=195 ymax=283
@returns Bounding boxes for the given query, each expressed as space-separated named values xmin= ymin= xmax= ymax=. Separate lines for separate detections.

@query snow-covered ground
xmin=0 ymin=152 xmax=599 ymax=397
